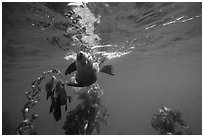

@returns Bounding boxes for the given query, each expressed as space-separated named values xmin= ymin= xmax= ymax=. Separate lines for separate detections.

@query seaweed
xmin=63 ymin=84 xmax=109 ymax=135
xmin=16 ymin=69 xmax=68 ymax=134
xmin=47 ymin=77 xmax=72 ymax=121
xmin=16 ymin=68 xmax=108 ymax=135
xmin=151 ymin=106 xmax=192 ymax=135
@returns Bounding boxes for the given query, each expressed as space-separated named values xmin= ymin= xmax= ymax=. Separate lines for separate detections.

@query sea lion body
xmin=75 ymin=51 xmax=97 ymax=86
xmin=65 ymin=51 xmax=113 ymax=87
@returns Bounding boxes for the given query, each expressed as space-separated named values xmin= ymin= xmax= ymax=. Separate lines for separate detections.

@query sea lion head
xmin=76 ymin=51 xmax=93 ymax=67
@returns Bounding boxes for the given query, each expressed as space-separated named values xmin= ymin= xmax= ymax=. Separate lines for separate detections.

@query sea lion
xmin=65 ymin=51 xmax=114 ymax=87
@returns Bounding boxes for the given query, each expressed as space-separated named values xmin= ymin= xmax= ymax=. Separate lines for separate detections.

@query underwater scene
xmin=2 ymin=2 xmax=202 ymax=135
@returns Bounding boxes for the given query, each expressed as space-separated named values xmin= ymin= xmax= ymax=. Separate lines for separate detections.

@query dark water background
xmin=2 ymin=2 xmax=202 ymax=134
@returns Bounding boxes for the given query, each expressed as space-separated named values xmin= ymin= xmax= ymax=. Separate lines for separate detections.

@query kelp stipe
xmin=151 ymin=106 xmax=192 ymax=135
xmin=63 ymin=84 xmax=109 ymax=135
xmin=16 ymin=69 xmax=68 ymax=135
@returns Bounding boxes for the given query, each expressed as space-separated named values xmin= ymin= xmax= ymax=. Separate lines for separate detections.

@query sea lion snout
xmin=77 ymin=51 xmax=88 ymax=66
xmin=78 ymin=52 xmax=83 ymax=57
xmin=77 ymin=51 xmax=85 ymax=61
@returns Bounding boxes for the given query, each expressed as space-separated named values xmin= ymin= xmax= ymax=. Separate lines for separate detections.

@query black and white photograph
xmin=2 ymin=2 xmax=202 ymax=135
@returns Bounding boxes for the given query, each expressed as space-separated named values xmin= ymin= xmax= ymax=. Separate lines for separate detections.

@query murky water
xmin=2 ymin=2 xmax=202 ymax=134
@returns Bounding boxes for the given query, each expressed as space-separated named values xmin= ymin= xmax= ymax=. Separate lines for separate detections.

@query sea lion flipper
xmin=100 ymin=65 xmax=114 ymax=75
xmin=65 ymin=62 xmax=76 ymax=75
xmin=66 ymin=81 xmax=82 ymax=87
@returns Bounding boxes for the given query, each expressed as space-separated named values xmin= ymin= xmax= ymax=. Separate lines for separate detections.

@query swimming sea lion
xmin=65 ymin=51 xmax=114 ymax=87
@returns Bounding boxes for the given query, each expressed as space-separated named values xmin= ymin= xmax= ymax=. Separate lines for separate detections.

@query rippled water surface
xmin=2 ymin=2 xmax=202 ymax=134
